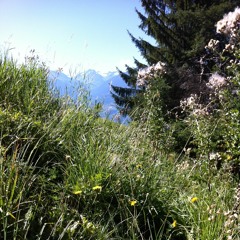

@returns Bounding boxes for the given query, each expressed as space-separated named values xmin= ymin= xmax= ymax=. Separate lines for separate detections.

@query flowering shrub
xmin=216 ymin=7 xmax=240 ymax=42
xmin=181 ymin=7 xmax=240 ymax=176
xmin=206 ymin=72 xmax=227 ymax=90
xmin=180 ymin=94 xmax=208 ymax=116
xmin=136 ymin=61 xmax=166 ymax=88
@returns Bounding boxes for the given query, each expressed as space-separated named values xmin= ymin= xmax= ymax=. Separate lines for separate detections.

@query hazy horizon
xmin=0 ymin=1 xmax=154 ymax=75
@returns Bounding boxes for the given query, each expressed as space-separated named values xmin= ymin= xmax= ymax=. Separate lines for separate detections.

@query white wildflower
xmin=207 ymin=39 xmax=220 ymax=50
xmin=137 ymin=68 xmax=148 ymax=79
xmin=209 ymin=152 xmax=221 ymax=161
xmin=136 ymin=78 xmax=148 ymax=87
xmin=192 ymin=108 xmax=208 ymax=116
xmin=216 ymin=7 xmax=240 ymax=37
xmin=136 ymin=61 xmax=166 ymax=87
xmin=206 ymin=73 xmax=226 ymax=89
xmin=183 ymin=94 xmax=197 ymax=108
xmin=154 ymin=61 xmax=166 ymax=72
xmin=180 ymin=95 xmax=196 ymax=110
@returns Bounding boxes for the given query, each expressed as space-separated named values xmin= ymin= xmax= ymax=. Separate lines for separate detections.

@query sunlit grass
xmin=0 ymin=52 xmax=238 ymax=239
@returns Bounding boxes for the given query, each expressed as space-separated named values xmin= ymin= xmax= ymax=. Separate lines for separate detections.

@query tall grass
xmin=0 ymin=53 xmax=238 ymax=239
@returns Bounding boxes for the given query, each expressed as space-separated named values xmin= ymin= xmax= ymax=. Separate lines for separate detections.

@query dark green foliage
xmin=112 ymin=0 xmax=239 ymax=117
xmin=110 ymin=85 xmax=144 ymax=115
xmin=111 ymin=85 xmax=143 ymax=98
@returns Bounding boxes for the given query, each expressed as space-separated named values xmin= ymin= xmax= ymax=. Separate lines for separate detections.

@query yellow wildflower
xmin=129 ymin=200 xmax=137 ymax=206
xmin=73 ymin=190 xmax=82 ymax=195
xmin=172 ymin=220 xmax=177 ymax=228
xmin=226 ymin=154 xmax=232 ymax=160
xmin=190 ymin=197 xmax=198 ymax=203
xmin=92 ymin=185 xmax=102 ymax=191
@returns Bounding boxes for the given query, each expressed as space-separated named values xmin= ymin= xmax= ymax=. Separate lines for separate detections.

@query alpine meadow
xmin=1 ymin=1 xmax=240 ymax=239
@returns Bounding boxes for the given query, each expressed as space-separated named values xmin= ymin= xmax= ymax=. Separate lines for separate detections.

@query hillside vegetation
xmin=1 ymin=8 xmax=240 ymax=240
xmin=0 ymin=47 xmax=239 ymax=240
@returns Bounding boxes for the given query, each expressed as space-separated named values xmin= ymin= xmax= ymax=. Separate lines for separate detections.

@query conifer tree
xmin=111 ymin=0 xmax=239 ymax=117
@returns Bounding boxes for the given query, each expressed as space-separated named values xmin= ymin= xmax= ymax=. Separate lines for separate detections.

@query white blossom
xmin=206 ymin=72 xmax=226 ymax=89
xmin=136 ymin=61 xmax=166 ymax=87
xmin=180 ymin=94 xmax=198 ymax=109
xmin=192 ymin=108 xmax=209 ymax=116
xmin=207 ymin=39 xmax=220 ymax=51
xmin=209 ymin=152 xmax=221 ymax=161
xmin=136 ymin=78 xmax=148 ymax=87
xmin=216 ymin=7 xmax=240 ymax=38
xmin=154 ymin=61 xmax=166 ymax=71
xmin=180 ymin=94 xmax=209 ymax=116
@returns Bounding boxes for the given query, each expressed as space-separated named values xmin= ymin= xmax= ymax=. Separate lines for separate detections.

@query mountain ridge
xmin=48 ymin=69 xmax=128 ymax=121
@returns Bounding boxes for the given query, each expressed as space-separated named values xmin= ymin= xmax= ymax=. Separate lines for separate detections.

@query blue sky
xmin=0 ymin=0 xmax=152 ymax=75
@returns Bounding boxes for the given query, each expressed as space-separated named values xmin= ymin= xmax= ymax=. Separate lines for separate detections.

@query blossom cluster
xmin=204 ymin=7 xmax=240 ymax=96
xmin=180 ymin=94 xmax=208 ymax=116
xmin=180 ymin=94 xmax=198 ymax=110
xmin=206 ymin=6 xmax=240 ymax=56
xmin=206 ymin=72 xmax=227 ymax=89
xmin=206 ymin=39 xmax=220 ymax=51
xmin=136 ymin=61 xmax=166 ymax=87
xmin=216 ymin=7 xmax=240 ymax=41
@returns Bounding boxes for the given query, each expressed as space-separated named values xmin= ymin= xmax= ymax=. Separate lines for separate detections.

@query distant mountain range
xmin=48 ymin=69 xmax=129 ymax=122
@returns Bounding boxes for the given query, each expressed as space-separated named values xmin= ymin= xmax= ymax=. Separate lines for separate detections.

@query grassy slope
xmin=0 ymin=55 xmax=238 ymax=240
